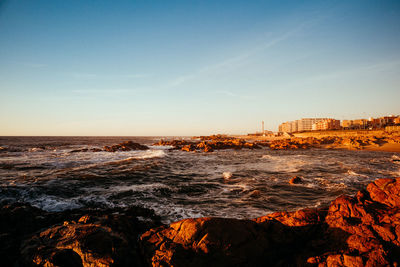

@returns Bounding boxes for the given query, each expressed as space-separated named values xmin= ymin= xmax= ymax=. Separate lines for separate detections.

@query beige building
xmin=279 ymin=118 xmax=335 ymax=133
xmin=312 ymin=119 xmax=341 ymax=131
xmin=298 ymin=118 xmax=329 ymax=131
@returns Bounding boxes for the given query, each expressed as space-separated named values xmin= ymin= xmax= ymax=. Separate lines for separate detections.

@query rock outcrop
xmin=103 ymin=141 xmax=149 ymax=152
xmin=140 ymin=178 xmax=400 ymax=266
xmin=268 ymin=135 xmax=400 ymax=150
xmin=154 ymin=137 xmax=260 ymax=152
xmin=289 ymin=176 xmax=304 ymax=184
xmin=70 ymin=141 xmax=149 ymax=153
xmin=1 ymin=204 xmax=161 ymax=267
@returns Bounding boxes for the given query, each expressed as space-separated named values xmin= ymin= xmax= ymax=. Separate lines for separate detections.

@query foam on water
xmin=222 ymin=171 xmax=233 ymax=179
xmin=1 ymin=136 xmax=399 ymax=223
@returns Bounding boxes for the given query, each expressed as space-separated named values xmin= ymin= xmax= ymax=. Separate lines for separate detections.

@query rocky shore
xmin=2 ymin=177 xmax=400 ymax=266
xmin=153 ymin=134 xmax=400 ymax=153
xmin=154 ymin=136 xmax=260 ymax=152
xmin=267 ymin=135 xmax=400 ymax=151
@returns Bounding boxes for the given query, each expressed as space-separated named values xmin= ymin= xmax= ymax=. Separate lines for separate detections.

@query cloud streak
xmin=164 ymin=20 xmax=314 ymax=90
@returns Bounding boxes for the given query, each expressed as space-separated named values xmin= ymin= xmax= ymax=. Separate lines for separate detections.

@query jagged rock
xmin=4 ymin=178 xmax=400 ymax=266
xmin=1 ymin=204 xmax=161 ymax=267
xmin=104 ymin=141 xmax=149 ymax=152
xmin=289 ymin=176 xmax=303 ymax=185
xmin=140 ymin=178 xmax=400 ymax=266
xmin=155 ymin=137 xmax=260 ymax=152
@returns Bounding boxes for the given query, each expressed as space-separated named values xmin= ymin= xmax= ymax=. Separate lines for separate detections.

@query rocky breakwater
xmin=1 ymin=204 xmax=161 ymax=266
xmin=154 ymin=137 xmax=260 ymax=152
xmin=140 ymin=177 xmax=400 ymax=266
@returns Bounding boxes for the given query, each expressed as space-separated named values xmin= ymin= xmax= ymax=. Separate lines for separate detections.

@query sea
xmin=1 ymin=136 xmax=399 ymax=223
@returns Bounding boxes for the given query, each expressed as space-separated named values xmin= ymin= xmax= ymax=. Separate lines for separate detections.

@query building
xmin=341 ymin=119 xmax=368 ymax=129
xmin=312 ymin=119 xmax=341 ymax=131
xmin=278 ymin=118 xmax=334 ymax=133
xmin=297 ymin=118 xmax=329 ymax=131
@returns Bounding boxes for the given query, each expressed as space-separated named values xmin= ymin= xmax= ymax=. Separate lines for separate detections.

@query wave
xmin=346 ymin=170 xmax=368 ymax=177
xmin=222 ymin=171 xmax=233 ymax=179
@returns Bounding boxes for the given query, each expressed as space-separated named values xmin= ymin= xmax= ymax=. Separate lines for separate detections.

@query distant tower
xmin=262 ymin=121 xmax=265 ymax=136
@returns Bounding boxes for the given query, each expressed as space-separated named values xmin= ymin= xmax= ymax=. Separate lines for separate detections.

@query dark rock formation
xmin=289 ymin=176 xmax=304 ymax=184
xmin=1 ymin=204 xmax=161 ymax=266
xmin=154 ymin=137 xmax=260 ymax=152
xmin=140 ymin=178 xmax=400 ymax=266
xmin=104 ymin=141 xmax=149 ymax=152
xmin=70 ymin=141 xmax=149 ymax=153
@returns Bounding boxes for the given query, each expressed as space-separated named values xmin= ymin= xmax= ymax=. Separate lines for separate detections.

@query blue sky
xmin=0 ymin=0 xmax=399 ymax=135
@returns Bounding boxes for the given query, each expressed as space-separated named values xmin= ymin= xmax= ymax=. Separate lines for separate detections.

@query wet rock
xmin=1 ymin=203 xmax=161 ymax=267
xmin=181 ymin=144 xmax=197 ymax=152
xmin=289 ymin=176 xmax=303 ymax=185
xmin=104 ymin=141 xmax=149 ymax=152
xmin=140 ymin=217 xmax=301 ymax=266
xmin=155 ymin=137 xmax=260 ymax=152
xmin=249 ymin=190 xmax=261 ymax=198
xmin=140 ymin=178 xmax=400 ymax=266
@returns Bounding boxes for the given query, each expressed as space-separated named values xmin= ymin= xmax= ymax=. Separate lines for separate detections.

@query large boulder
xmin=104 ymin=141 xmax=149 ymax=152
xmin=1 ymin=204 xmax=161 ymax=267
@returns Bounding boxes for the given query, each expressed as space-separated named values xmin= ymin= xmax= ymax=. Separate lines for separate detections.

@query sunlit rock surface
xmin=140 ymin=178 xmax=400 ymax=266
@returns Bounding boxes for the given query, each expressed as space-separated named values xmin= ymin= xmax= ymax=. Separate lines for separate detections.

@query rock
xmin=154 ymin=137 xmax=260 ymax=152
xmin=249 ymin=190 xmax=261 ymax=198
xmin=289 ymin=176 xmax=303 ymax=184
xmin=21 ymin=222 xmax=131 ymax=266
xmin=1 ymin=203 xmax=161 ymax=267
xmin=140 ymin=177 xmax=400 ymax=266
xmin=4 ymin=177 xmax=400 ymax=266
xmin=181 ymin=144 xmax=197 ymax=152
xmin=104 ymin=141 xmax=149 ymax=152
xmin=222 ymin=172 xmax=233 ymax=179
xmin=140 ymin=217 xmax=301 ymax=266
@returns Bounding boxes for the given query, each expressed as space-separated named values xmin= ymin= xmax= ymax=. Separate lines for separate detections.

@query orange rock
xmin=141 ymin=178 xmax=400 ymax=266
xmin=289 ymin=176 xmax=303 ymax=184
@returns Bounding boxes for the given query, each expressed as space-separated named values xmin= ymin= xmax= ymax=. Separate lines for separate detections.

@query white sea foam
xmin=346 ymin=170 xmax=368 ymax=177
xmin=223 ymin=171 xmax=233 ymax=179
xmin=30 ymin=196 xmax=83 ymax=212
xmin=261 ymin=155 xmax=274 ymax=159
xmin=110 ymin=183 xmax=171 ymax=193
xmin=260 ymin=154 xmax=306 ymax=173
xmin=392 ymin=155 xmax=400 ymax=164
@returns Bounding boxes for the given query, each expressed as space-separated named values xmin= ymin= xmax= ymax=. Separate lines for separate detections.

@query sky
xmin=0 ymin=0 xmax=399 ymax=136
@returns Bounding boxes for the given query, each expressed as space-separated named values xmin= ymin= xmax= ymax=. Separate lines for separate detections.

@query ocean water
xmin=0 ymin=136 xmax=399 ymax=223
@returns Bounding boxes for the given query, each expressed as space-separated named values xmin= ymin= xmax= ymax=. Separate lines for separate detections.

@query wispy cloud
xmin=20 ymin=62 xmax=47 ymax=68
xmin=65 ymin=72 xmax=151 ymax=80
xmin=307 ymin=59 xmax=400 ymax=82
xmin=164 ymin=20 xmax=313 ymax=90
xmin=71 ymin=88 xmax=138 ymax=95
xmin=215 ymin=90 xmax=255 ymax=100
